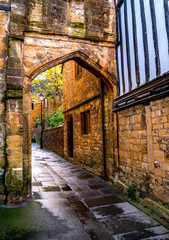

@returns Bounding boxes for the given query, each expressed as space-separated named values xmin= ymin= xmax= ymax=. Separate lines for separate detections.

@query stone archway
xmin=20 ymin=49 xmax=117 ymax=204
xmin=27 ymin=51 xmax=117 ymax=86
xmin=2 ymin=0 xmax=117 ymax=204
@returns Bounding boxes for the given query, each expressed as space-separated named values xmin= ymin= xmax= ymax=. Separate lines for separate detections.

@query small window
xmin=81 ymin=111 xmax=90 ymax=135
xmin=75 ymin=63 xmax=82 ymax=78
xmin=32 ymin=103 xmax=34 ymax=110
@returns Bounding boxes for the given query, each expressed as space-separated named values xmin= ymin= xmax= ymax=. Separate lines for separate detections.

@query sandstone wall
xmin=0 ymin=6 xmax=10 ymax=203
xmin=45 ymin=99 xmax=59 ymax=116
xmin=27 ymin=0 xmax=116 ymax=42
xmin=43 ymin=126 xmax=64 ymax=158
xmin=32 ymin=102 xmax=42 ymax=129
xmin=34 ymin=125 xmax=41 ymax=145
xmin=116 ymin=97 xmax=169 ymax=204
xmin=63 ymin=61 xmax=101 ymax=109
xmin=0 ymin=0 xmax=116 ymax=204
xmin=63 ymin=61 xmax=114 ymax=177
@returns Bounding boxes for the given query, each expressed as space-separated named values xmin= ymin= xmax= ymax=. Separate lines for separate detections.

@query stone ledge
xmin=143 ymin=198 xmax=169 ymax=223
xmin=43 ymin=124 xmax=63 ymax=132
xmin=108 ymin=176 xmax=169 ymax=227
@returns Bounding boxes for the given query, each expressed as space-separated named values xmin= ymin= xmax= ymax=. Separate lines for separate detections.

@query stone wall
xmin=34 ymin=125 xmax=41 ymax=144
xmin=34 ymin=125 xmax=64 ymax=157
xmin=0 ymin=6 xmax=10 ymax=204
xmin=44 ymin=126 xmax=64 ymax=158
xmin=0 ymin=0 xmax=119 ymax=206
xmin=116 ymin=96 xmax=169 ymax=205
xmin=27 ymin=0 xmax=116 ymax=42
xmin=63 ymin=60 xmax=114 ymax=177
xmin=31 ymin=101 xmax=42 ymax=131
xmin=45 ymin=99 xmax=59 ymax=116
xmin=63 ymin=61 xmax=101 ymax=109
xmin=0 ymin=0 xmax=168 ymax=216
xmin=4 ymin=0 xmax=116 ymax=204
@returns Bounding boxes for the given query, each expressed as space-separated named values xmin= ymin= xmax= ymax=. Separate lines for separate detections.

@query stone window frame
xmin=75 ymin=62 xmax=83 ymax=79
xmin=81 ymin=110 xmax=90 ymax=135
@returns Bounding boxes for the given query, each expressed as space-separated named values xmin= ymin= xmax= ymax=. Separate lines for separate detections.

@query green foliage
xmin=46 ymin=110 xmax=63 ymax=127
xmin=32 ymin=65 xmax=63 ymax=104
xmin=34 ymin=116 xmax=41 ymax=127
xmin=34 ymin=110 xmax=63 ymax=128
xmin=127 ymin=185 xmax=136 ymax=200
xmin=34 ymin=116 xmax=45 ymax=127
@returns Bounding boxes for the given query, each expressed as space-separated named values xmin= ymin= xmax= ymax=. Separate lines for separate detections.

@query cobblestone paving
xmin=32 ymin=144 xmax=169 ymax=240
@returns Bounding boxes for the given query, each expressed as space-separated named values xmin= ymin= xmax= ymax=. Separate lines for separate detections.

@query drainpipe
xmin=100 ymin=78 xmax=108 ymax=180
xmin=116 ymin=112 xmax=120 ymax=168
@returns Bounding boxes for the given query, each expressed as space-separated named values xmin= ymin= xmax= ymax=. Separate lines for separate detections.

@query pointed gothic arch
xmin=25 ymin=51 xmax=118 ymax=88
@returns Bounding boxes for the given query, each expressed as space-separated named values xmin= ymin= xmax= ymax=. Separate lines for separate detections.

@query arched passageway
xmin=20 ymin=50 xmax=117 ymax=204
xmin=1 ymin=0 xmax=117 ymax=204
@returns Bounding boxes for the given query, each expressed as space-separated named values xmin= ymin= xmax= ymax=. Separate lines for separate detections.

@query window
xmin=81 ymin=111 xmax=90 ymax=135
xmin=75 ymin=63 xmax=82 ymax=78
xmin=32 ymin=103 xmax=34 ymax=110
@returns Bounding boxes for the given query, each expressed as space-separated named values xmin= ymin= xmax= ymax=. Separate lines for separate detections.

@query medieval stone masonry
xmin=0 ymin=0 xmax=168 ymax=222
xmin=63 ymin=61 xmax=114 ymax=176
xmin=117 ymin=98 xmax=169 ymax=204
xmin=0 ymin=0 xmax=117 ymax=205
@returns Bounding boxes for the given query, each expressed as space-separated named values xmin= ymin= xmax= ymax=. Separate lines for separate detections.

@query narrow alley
xmin=30 ymin=144 xmax=169 ymax=240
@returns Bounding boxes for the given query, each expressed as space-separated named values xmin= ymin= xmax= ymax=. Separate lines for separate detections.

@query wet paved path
xmin=32 ymin=143 xmax=169 ymax=240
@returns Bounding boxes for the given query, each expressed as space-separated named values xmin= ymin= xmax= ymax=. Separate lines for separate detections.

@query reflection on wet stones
xmin=32 ymin=182 xmax=42 ymax=186
xmin=40 ymin=186 xmax=61 ymax=192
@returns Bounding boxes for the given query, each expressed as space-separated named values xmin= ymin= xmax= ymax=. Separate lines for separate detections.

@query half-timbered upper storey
xmin=114 ymin=0 xmax=169 ymax=110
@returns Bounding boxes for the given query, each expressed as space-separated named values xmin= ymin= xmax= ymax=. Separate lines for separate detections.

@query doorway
xmin=67 ymin=115 xmax=73 ymax=158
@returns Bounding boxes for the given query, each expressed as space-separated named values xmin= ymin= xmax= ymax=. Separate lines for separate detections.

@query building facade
xmin=31 ymin=94 xmax=60 ymax=131
xmin=63 ymin=61 xmax=114 ymax=177
xmin=114 ymin=0 xmax=169 ymax=207
xmin=0 ymin=0 xmax=117 ymax=204
xmin=0 ymin=0 xmax=168 ymax=221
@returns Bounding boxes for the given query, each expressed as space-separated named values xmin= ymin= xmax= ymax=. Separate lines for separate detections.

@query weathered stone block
xmin=7 ymin=135 xmax=22 ymax=149
xmin=153 ymin=149 xmax=165 ymax=160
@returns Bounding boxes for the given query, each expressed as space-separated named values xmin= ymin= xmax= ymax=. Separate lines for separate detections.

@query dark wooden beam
xmin=119 ymin=8 xmax=125 ymax=94
xmin=124 ymin=0 xmax=132 ymax=91
xmin=164 ymin=0 xmax=169 ymax=52
xmin=140 ymin=0 xmax=150 ymax=82
xmin=116 ymin=10 xmax=121 ymax=96
xmin=0 ymin=4 xmax=10 ymax=11
xmin=149 ymin=0 xmax=161 ymax=76
xmin=113 ymin=72 xmax=169 ymax=111
xmin=115 ymin=0 xmax=124 ymax=11
xmin=131 ymin=0 xmax=140 ymax=87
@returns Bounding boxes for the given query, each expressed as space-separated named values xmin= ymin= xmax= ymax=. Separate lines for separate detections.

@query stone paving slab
xmin=91 ymin=202 xmax=139 ymax=219
xmin=83 ymin=194 xmax=125 ymax=208
xmin=112 ymin=226 xmax=169 ymax=240
xmin=100 ymin=211 xmax=160 ymax=235
xmin=31 ymin=144 xmax=169 ymax=240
